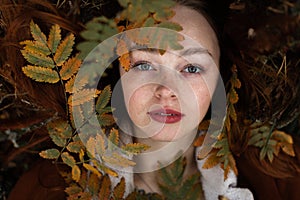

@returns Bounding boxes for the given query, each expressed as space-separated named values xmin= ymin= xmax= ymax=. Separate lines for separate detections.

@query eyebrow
xmin=130 ymin=46 xmax=212 ymax=58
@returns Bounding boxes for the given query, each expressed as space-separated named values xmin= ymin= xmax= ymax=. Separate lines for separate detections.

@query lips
xmin=147 ymin=108 xmax=184 ymax=123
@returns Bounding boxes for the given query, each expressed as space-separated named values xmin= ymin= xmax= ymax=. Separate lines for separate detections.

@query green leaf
xmin=48 ymin=24 xmax=61 ymax=53
xmin=96 ymin=85 xmax=112 ymax=112
xmin=21 ymin=50 xmax=55 ymax=68
xmin=61 ymin=152 xmax=76 ymax=167
xmin=22 ymin=65 xmax=59 ymax=83
xmin=54 ymin=33 xmax=75 ymax=66
xmin=30 ymin=20 xmax=47 ymax=46
xmin=39 ymin=148 xmax=60 ymax=159
xmin=77 ymin=41 xmax=99 ymax=59
xmin=156 ymin=21 xmax=183 ymax=31
xmin=80 ymin=30 xmax=103 ymax=41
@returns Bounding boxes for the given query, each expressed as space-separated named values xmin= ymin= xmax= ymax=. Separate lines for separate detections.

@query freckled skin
xmin=120 ymin=5 xmax=220 ymax=141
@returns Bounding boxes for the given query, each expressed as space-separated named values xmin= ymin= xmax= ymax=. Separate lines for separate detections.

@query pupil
xmin=188 ymin=66 xmax=197 ymax=73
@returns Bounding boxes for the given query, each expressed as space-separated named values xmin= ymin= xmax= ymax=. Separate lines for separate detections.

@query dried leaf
xmin=201 ymin=152 xmax=220 ymax=169
xmin=108 ymin=128 xmax=119 ymax=150
xmin=98 ymin=175 xmax=111 ymax=200
xmin=113 ymin=177 xmax=125 ymax=199
xmin=87 ymin=173 xmax=100 ymax=195
xmin=39 ymin=148 xmax=60 ymax=159
xmin=48 ymin=24 xmax=61 ymax=53
xmin=228 ymin=88 xmax=239 ymax=104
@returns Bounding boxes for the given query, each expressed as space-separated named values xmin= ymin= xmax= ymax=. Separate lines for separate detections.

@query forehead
xmin=171 ymin=6 xmax=220 ymax=64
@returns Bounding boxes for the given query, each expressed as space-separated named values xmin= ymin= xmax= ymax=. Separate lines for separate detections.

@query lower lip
xmin=147 ymin=112 xmax=183 ymax=124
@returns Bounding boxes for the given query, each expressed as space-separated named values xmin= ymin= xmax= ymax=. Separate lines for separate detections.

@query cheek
xmin=191 ymin=81 xmax=213 ymax=119
xmin=125 ymin=86 xmax=153 ymax=126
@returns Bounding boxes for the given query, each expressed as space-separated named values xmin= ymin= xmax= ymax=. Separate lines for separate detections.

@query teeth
xmin=158 ymin=113 xmax=174 ymax=116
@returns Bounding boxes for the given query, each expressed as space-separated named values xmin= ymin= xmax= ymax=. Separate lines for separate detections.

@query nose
xmin=154 ymin=85 xmax=177 ymax=99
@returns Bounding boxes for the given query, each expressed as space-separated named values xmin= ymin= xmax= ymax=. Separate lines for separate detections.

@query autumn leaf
xmin=119 ymin=52 xmax=131 ymax=72
xmin=30 ymin=20 xmax=47 ymax=46
xmin=61 ymin=152 xmax=76 ymax=167
xmin=22 ymin=65 xmax=59 ymax=83
xmin=48 ymin=24 xmax=61 ymax=53
xmin=39 ymin=148 xmax=60 ymax=159
xmin=60 ymin=55 xmax=82 ymax=80
xmin=54 ymin=33 xmax=75 ymax=66
xmin=72 ymin=165 xmax=81 ymax=182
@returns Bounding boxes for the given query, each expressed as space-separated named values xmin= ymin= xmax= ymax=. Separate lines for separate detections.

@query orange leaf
xmin=119 ymin=52 xmax=131 ymax=72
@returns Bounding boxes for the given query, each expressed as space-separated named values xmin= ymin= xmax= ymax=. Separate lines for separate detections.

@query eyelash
xmin=131 ymin=61 xmax=155 ymax=71
xmin=181 ymin=64 xmax=204 ymax=74
xmin=131 ymin=61 xmax=204 ymax=74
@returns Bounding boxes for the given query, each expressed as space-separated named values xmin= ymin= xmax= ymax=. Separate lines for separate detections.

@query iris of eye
xmin=138 ymin=63 xmax=152 ymax=70
xmin=186 ymin=66 xmax=200 ymax=73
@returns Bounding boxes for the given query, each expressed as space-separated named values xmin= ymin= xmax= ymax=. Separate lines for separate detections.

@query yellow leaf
xmin=72 ymin=165 xmax=81 ymax=182
xmin=96 ymin=85 xmax=112 ymax=112
xmin=54 ymin=33 xmax=75 ymax=66
xmin=22 ymin=65 xmax=59 ymax=83
xmin=48 ymin=24 xmax=61 ymax=53
xmin=108 ymin=128 xmax=119 ymax=149
xmin=102 ymin=152 xmax=136 ymax=167
xmin=272 ymin=130 xmax=293 ymax=144
xmin=281 ymin=143 xmax=295 ymax=157
xmin=60 ymin=55 xmax=82 ymax=80
xmin=83 ymin=163 xmax=102 ymax=177
xmin=86 ymin=137 xmax=96 ymax=158
xmin=95 ymin=134 xmax=105 ymax=156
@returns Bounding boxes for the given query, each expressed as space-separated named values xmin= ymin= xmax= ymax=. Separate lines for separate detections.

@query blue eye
xmin=132 ymin=61 xmax=154 ymax=71
xmin=182 ymin=65 xmax=203 ymax=74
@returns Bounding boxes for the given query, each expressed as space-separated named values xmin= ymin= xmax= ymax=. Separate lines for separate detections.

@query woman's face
xmin=119 ymin=6 xmax=220 ymax=141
